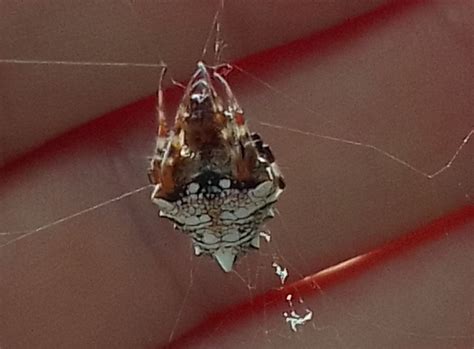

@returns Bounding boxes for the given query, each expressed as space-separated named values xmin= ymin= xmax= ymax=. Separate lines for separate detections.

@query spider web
xmin=0 ymin=1 xmax=473 ymax=348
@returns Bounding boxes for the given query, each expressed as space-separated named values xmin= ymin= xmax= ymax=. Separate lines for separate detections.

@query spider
xmin=148 ymin=61 xmax=285 ymax=272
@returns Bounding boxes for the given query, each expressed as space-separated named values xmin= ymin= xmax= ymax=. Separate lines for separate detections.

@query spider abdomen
xmin=152 ymin=171 xmax=282 ymax=271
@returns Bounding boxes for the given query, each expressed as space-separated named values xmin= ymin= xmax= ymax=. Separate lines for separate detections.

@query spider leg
xmin=156 ymin=64 xmax=169 ymax=138
xmin=149 ymin=64 xmax=180 ymax=195
xmin=170 ymin=78 xmax=186 ymax=90
xmin=213 ymin=70 xmax=241 ymax=114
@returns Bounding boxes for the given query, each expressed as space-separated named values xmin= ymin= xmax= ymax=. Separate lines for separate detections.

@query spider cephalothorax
xmin=148 ymin=62 xmax=285 ymax=272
